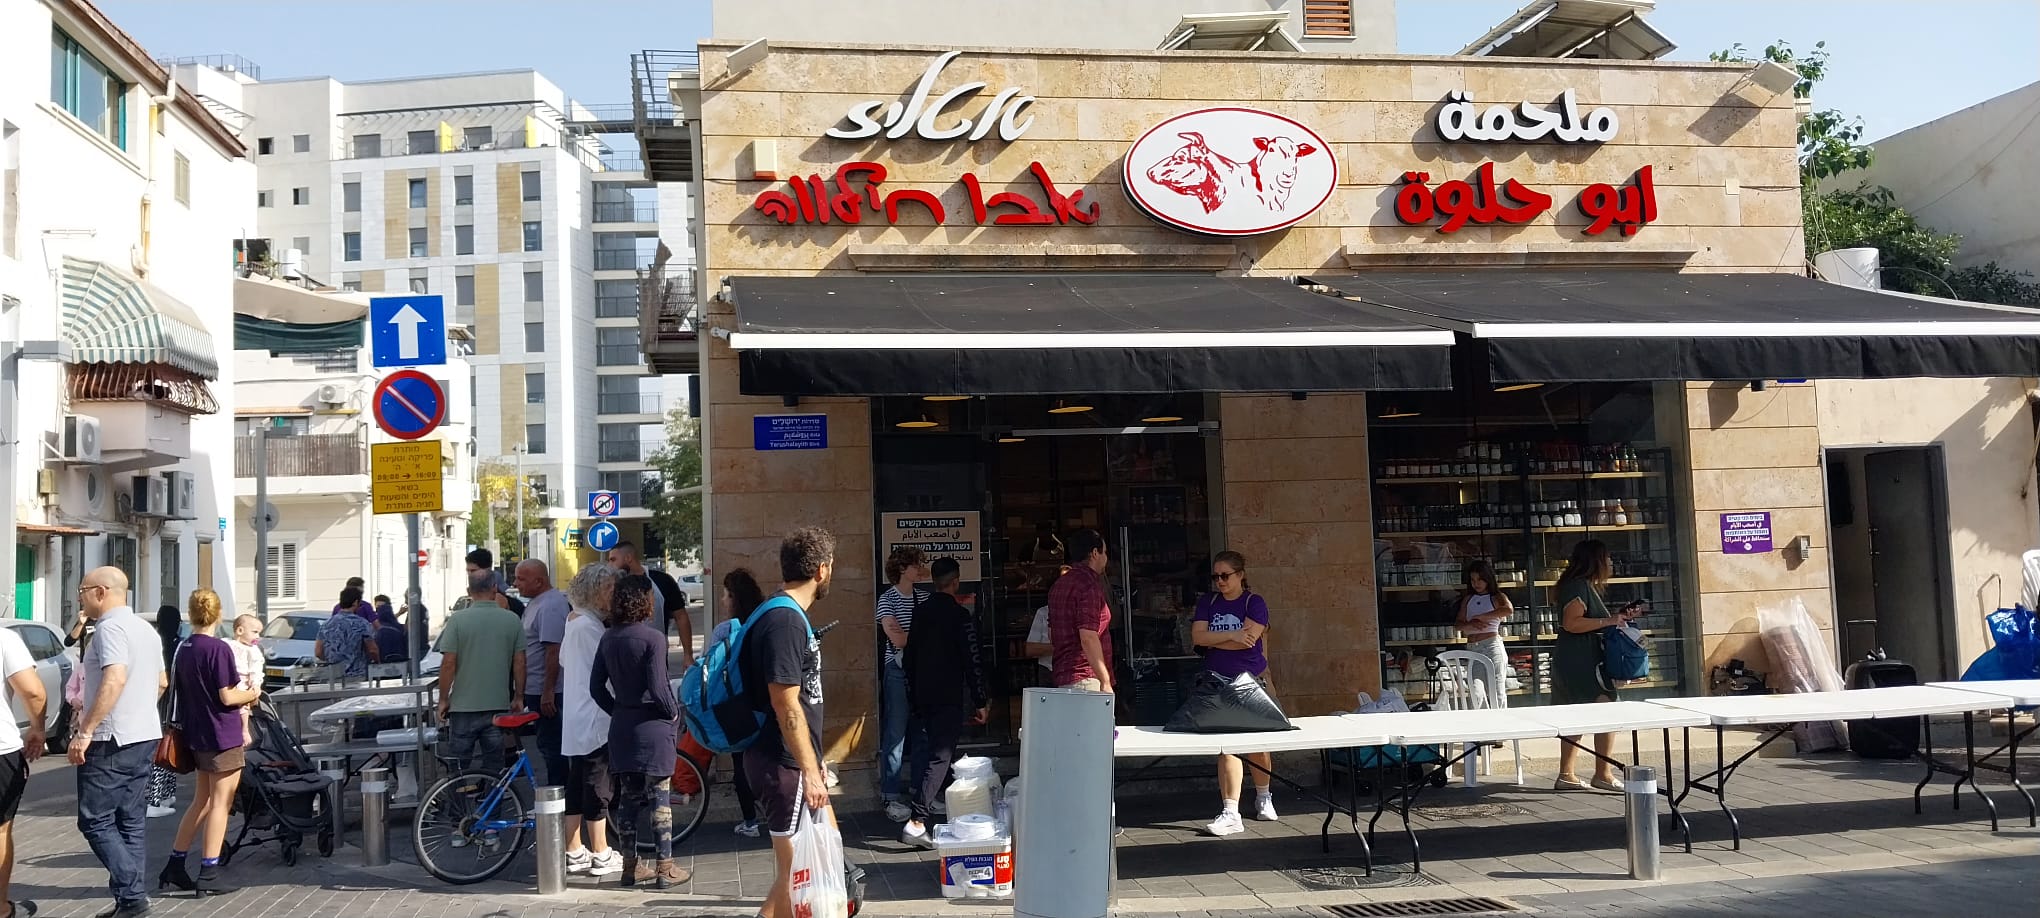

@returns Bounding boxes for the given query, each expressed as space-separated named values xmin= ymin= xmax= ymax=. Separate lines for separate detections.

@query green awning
xmin=60 ymin=256 xmax=220 ymax=378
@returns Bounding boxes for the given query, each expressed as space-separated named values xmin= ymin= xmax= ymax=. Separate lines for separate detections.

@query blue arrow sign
xmin=372 ymin=370 xmax=447 ymax=440
xmin=370 ymin=295 xmax=447 ymax=368
xmin=586 ymin=520 xmax=621 ymax=552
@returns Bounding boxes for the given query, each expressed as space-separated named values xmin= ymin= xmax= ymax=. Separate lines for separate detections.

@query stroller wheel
xmin=317 ymin=831 xmax=335 ymax=857
xmin=281 ymin=842 xmax=299 ymax=867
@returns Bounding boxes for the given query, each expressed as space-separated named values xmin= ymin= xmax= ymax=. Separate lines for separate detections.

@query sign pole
xmin=405 ymin=512 xmax=423 ymax=679
xmin=255 ymin=428 xmax=270 ymax=622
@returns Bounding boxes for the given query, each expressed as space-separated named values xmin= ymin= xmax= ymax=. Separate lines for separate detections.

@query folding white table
xmin=1337 ymin=710 xmax=1559 ymax=873
xmin=1511 ymin=702 xmax=1711 ymax=852
xmin=1652 ymin=686 xmax=2003 ymax=846
xmin=1929 ymin=679 xmax=2040 ymax=828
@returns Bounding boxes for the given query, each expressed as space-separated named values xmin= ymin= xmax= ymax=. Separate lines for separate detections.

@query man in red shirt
xmin=1047 ymin=529 xmax=1113 ymax=693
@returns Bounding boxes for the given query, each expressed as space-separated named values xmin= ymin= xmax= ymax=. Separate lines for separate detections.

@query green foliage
xmin=646 ymin=409 xmax=703 ymax=565
xmin=469 ymin=460 xmax=547 ymax=563
xmin=1805 ymin=184 xmax=1960 ymax=296
xmin=1948 ymin=262 xmax=2040 ymax=306
xmin=1710 ymin=40 xmax=1869 ymax=181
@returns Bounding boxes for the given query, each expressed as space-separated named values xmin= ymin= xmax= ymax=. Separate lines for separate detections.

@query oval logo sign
xmin=1123 ymin=107 xmax=1337 ymax=237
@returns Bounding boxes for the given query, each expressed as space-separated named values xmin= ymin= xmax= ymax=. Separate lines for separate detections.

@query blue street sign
xmin=370 ymin=295 xmax=447 ymax=368
xmin=588 ymin=490 xmax=621 ymax=518
xmin=754 ymin=414 xmax=828 ymax=451
xmin=586 ymin=520 xmax=621 ymax=552
xmin=372 ymin=370 xmax=447 ymax=440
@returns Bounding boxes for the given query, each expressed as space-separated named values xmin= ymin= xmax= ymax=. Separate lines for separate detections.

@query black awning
xmin=728 ymin=275 xmax=1455 ymax=396
xmin=1308 ymin=271 xmax=2040 ymax=383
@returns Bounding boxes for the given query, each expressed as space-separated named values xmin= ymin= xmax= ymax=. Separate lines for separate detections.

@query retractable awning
xmin=728 ymin=275 xmax=1455 ymax=396
xmin=60 ymin=256 xmax=220 ymax=378
xmin=1307 ymin=271 xmax=2040 ymax=384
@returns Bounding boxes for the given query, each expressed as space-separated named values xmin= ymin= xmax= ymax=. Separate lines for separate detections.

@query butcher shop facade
xmin=690 ymin=41 xmax=2040 ymax=774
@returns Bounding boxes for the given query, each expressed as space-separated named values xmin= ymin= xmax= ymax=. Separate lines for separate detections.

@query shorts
xmin=566 ymin=748 xmax=614 ymax=822
xmin=193 ymin=745 xmax=246 ymax=773
xmin=742 ymin=752 xmax=806 ymax=838
xmin=1060 ymin=677 xmax=1104 ymax=692
xmin=0 ymin=750 xmax=24 ymax=823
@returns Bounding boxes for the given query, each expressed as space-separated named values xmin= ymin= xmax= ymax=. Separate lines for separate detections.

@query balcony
xmin=593 ymin=201 xmax=659 ymax=224
xmin=598 ymin=438 xmax=665 ymax=464
xmin=598 ymin=392 xmax=663 ymax=416
xmin=630 ymin=50 xmax=698 ymax=182
xmin=639 ymin=265 xmax=699 ymax=376
xmin=594 ymin=250 xmax=644 ymax=272
xmin=235 ymin=434 xmax=365 ymax=478
xmin=598 ymin=151 xmax=644 ymax=173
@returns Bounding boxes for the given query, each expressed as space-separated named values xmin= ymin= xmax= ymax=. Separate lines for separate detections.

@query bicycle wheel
xmin=413 ymin=770 xmax=531 ymax=884
xmin=668 ymin=753 xmax=712 ymax=845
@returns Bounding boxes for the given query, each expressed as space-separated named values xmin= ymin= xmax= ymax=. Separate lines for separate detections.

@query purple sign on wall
xmin=1721 ymin=512 xmax=1773 ymax=554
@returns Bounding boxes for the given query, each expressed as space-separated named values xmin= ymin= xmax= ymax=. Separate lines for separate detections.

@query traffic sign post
xmin=371 ymin=440 xmax=444 ymax=514
xmin=588 ymin=490 xmax=620 ymax=518
xmin=370 ymin=296 xmax=447 ymax=368
xmin=586 ymin=520 xmax=621 ymax=553
xmin=373 ymin=370 xmax=447 ymax=440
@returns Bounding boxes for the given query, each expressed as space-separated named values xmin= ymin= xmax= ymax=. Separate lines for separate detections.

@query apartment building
xmin=1 ymin=0 xmax=248 ymax=628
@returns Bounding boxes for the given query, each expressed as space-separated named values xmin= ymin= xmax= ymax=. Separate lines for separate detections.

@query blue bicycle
xmin=412 ymin=712 xmax=711 ymax=884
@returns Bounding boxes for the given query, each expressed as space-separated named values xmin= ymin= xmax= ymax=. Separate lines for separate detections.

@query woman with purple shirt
xmin=1191 ymin=550 xmax=1274 ymax=837
xmin=160 ymin=590 xmax=261 ymax=896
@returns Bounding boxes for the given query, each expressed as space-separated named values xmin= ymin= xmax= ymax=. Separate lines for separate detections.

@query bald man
xmin=514 ymin=560 xmax=570 ymax=788
xmin=70 ymin=567 xmax=165 ymax=918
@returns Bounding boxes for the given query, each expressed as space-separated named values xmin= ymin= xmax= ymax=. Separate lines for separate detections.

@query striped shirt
xmin=876 ymin=586 xmax=916 ymax=667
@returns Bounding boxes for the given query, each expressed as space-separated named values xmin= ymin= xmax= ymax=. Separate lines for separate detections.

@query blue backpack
xmin=680 ymin=596 xmax=812 ymax=754
xmin=1602 ymin=623 xmax=1651 ymax=682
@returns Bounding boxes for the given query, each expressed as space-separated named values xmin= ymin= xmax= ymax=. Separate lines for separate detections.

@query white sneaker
xmin=900 ymin=820 xmax=934 ymax=849
xmin=566 ymin=849 xmax=593 ymax=874
xmin=883 ymin=801 xmax=913 ymax=823
xmin=586 ymin=850 xmax=624 ymax=877
xmin=733 ymin=819 xmax=762 ymax=838
xmin=1203 ymin=811 xmax=1245 ymax=837
xmin=1254 ymin=796 xmax=1278 ymax=821
xmin=146 ymin=805 xmax=177 ymax=819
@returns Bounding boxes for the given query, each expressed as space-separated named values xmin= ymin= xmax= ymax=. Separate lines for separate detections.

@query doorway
xmin=1826 ymin=445 xmax=1957 ymax=681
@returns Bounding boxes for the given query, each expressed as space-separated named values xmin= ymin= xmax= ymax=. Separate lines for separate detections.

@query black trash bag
xmin=1163 ymin=671 xmax=1297 ymax=734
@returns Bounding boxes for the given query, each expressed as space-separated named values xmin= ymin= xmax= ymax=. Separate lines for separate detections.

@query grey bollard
xmin=359 ymin=767 xmax=390 ymax=866
xmin=317 ymin=757 xmax=347 ymax=851
xmin=1623 ymin=765 xmax=1661 ymax=881
xmin=1014 ymin=688 xmax=1116 ymax=918
xmin=534 ymin=785 xmax=566 ymax=895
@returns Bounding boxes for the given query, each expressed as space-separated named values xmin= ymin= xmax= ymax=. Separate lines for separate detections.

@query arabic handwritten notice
xmin=1436 ymin=89 xmax=1620 ymax=143
xmin=1721 ymin=512 xmax=1773 ymax=555
xmin=880 ymin=512 xmax=982 ymax=582
xmin=1393 ymin=163 xmax=1657 ymax=236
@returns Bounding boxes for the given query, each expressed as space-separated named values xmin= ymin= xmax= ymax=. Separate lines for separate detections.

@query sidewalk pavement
xmin=5 ymin=744 xmax=2035 ymax=918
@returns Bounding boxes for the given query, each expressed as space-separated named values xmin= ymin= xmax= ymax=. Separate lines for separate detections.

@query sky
xmin=97 ymin=0 xmax=2040 ymax=143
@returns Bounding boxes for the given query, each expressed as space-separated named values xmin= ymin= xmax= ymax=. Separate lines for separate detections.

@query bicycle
xmin=413 ymin=711 xmax=713 ymax=884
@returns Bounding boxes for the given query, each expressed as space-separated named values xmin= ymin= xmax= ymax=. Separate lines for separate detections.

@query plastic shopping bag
xmin=1756 ymin=596 xmax=1845 ymax=752
xmin=1163 ymin=671 xmax=1296 ymax=734
xmin=789 ymin=805 xmax=850 ymax=918
xmin=1961 ymin=605 xmax=2040 ymax=682
xmin=673 ymin=729 xmax=713 ymax=796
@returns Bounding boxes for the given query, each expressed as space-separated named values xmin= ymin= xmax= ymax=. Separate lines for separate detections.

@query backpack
xmin=1601 ymin=622 xmax=1651 ymax=682
xmin=681 ymin=595 xmax=812 ymax=754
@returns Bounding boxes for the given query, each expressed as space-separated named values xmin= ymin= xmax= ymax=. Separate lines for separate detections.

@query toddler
xmin=233 ymin=614 xmax=267 ymax=733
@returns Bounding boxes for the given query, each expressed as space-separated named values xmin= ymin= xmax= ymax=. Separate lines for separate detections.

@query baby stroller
xmin=221 ymin=701 xmax=337 ymax=866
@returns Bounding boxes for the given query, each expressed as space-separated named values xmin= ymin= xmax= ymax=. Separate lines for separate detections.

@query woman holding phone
xmin=1550 ymin=540 xmax=1643 ymax=792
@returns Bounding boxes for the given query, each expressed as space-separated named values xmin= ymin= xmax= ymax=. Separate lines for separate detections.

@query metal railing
xmin=158 ymin=53 xmax=263 ymax=79
xmin=593 ymin=250 xmax=645 ymax=272
xmin=597 ymin=342 xmax=645 ymax=367
xmin=598 ymin=393 xmax=662 ymax=415
xmin=640 ymin=266 xmax=698 ymax=343
xmin=593 ymin=201 xmax=658 ymax=223
xmin=598 ymin=151 xmax=644 ymax=172
xmin=236 ymin=434 xmax=365 ymax=478
xmin=630 ymin=50 xmax=699 ymax=126
xmin=595 ymin=293 xmax=638 ymax=318
xmin=598 ymin=438 xmax=665 ymax=463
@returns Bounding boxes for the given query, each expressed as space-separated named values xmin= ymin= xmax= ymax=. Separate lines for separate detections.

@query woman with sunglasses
xmin=1190 ymin=551 xmax=1273 ymax=837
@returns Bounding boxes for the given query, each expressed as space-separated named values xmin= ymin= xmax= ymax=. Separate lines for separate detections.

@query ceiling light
xmin=1377 ymin=405 xmax=1421 ymax=420
xmin=998 ymin=436 xmax=1026 ymax=444
xmin=895 ymin=414 xmax=940 ymax=429
xmin=922 ymin=395 xmax=970 ymax=402
xmin=1141 ymin=415 xmax=1184 ymax=423
xmin=1493 ymin=382 xmax=1543 ymax=393
xmin=1047 ymin=399 xmax=1092 ymax=415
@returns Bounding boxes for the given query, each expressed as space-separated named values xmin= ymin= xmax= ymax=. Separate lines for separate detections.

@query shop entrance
xmin=1826 ymin=445 xmax=1957 ymax=681
xmin=873 ymin=395 xmax=1216 ymax=751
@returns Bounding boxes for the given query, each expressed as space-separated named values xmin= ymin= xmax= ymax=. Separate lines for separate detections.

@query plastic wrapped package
xmin=1757 ymin=596 xmax=1846 ymax=752
xmin=1162 ymin=671 xmax=1297 ymax=734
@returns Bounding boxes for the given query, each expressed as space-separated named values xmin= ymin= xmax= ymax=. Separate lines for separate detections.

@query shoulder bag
xmin=154 ymin=639 xmax=194 ymax=774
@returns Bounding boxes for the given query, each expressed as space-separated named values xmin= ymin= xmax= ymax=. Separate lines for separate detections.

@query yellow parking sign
xmin=372 ymin=440 xmax=444 ymax=514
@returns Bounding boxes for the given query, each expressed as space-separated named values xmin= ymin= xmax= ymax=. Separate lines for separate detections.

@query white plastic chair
xmin=1433 ymin=650 xmax=1525 ymax=787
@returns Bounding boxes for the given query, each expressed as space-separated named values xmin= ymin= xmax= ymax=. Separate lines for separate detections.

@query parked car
xmin=2 ymin=620 xmax=75 ymax=753
xmin=259 ymin=610 xmax=334 ymax=691
xmin=676 ymin=574 xmax=705 ymax=605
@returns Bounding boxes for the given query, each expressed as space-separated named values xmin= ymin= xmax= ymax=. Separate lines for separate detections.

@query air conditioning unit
xmin=167 ymin=471 xmax=198 ymax=519
xmin=62 ymin=415 xmax=102 ymax=463
xmin=132 ymin=474 xmax=170 ymax=518
xmin=315 ymin=384 xmax=346 ymax=405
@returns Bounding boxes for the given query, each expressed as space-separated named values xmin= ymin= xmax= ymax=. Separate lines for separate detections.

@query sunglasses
xmin=1210 ymin=571 xmax=1239 ymax=582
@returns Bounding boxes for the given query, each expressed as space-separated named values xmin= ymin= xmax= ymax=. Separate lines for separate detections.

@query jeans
xmin=910 ymin=705 xmax=969 ymax=822
xmin=615 ymin=773 xmax=673 ymax=859
xmin=447 ymin=710 xmax=507 ymax=775
xmin=524 ymin=693 xmax=568 ymax=788
xmin=878 ymin=660 xmax=909 ymax=799
xmin=77 ymin=739 xmax=155 ymax=906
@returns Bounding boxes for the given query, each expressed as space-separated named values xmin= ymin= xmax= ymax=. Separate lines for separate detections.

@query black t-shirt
xmin=740 ymin=598 xmax=823 ymax=768
xmin=646 ymin=568 xmax=684 ymax=637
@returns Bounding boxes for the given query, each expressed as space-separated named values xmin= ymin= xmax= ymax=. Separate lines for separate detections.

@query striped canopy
xmin=59 ymin=256 xmax=220 ymax=379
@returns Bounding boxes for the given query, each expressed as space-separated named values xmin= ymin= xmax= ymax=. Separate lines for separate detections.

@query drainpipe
xmin=138 ymin=78 xmax=178 ymax=277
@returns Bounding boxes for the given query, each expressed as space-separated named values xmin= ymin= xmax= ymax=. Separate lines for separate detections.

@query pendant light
xmin=895 ymin=414 xmax=940 ymax=429
xmin=1377 ymin=405 xmax=1421 ymax=420
xmin=1047 ymin=399 xmax=1092 ymax=415
xmin=998 ymin=436 xmax=1027 ymax=444
xmin=1493 ymin=382 xmax=1543 ymax=393
xmin=922 ymin=395 xmax=971 ymax=402
xmin=1140 ymin=414 xmax=1184 ymax=423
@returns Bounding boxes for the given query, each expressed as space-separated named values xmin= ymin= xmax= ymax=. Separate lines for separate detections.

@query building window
xmin=342 ymin=181 xmax=361 ymax=212
xmin=597 ymin=327 xmax=640 ymax=366
xmin=263 ymin=539 xmax=301 ymax=602
xmin=172 ymin=153 xmax=190 ymax=205
xmin=525 ymin=424 xmax=546 ymax=456
xmin=454 ymin=223 xmax=474 ymax=255
xmin=599 ymin=471 xmax=657 ymax=507
xmin=1303 ymin=0 xmax=1354 ymax=36
xmin=408 ymin=268 xmax=428 ymax=293
xmin=159 ymin=537 xmax=181 ymax=611
xmin=593 ymin=232 xmax=638 ymax=271
xmin=521 ymin=171 xmax=541 ymax=202
xmin=50 ymin=29 xmax=128 ymax=150
xmin=462 ymin=125 xmax=492 ymax=149
xmin=408 ymin=226 xmax=427 ymax=257
xmin=256 ymin=190 xmax=273 ymax=208
xmin=292 ymin=186 xmax=310 ymax=206
xmin=522 ymin=221 xmax=541 ymax=252
xmin=524 ymin=320 xmax=544 ymax=352
xmin=598 ymin=375 xmax=649 ymax=414
xmin=455 ymin=271 xmax=475 ymax=306
xmin=598 ymin=423 xmax=644 ymax=462
xmin=104 ymin=535 xmax=137 ymax=590
xmin=256 ymin=137 xmax=274 ymax=155
xmin=342 ymin=232 xmax=361 ymax=262
xmin=291 ymin=235 xmax=310 ymax=257
xmin=351 ymin=133 xmax=380 ymax=158
xmin=341 ymin=273 xmax=361 ymax=292
xmin=408 ymin=178 xmax=426 ymax=209
xmin=407 ymin=129 xmax=435 ymax=155
xmin=595 ymin=279 xmax=637 ymax=318
xmin=453 ymin=174 xmax=473 ymax=206
xmin=292 ymin=133 xmax=310 ymax=153
xmin=523 ymin=269 xmax=543 ymax=302
xmin=526 ymin=370 xmax=545 ymax=404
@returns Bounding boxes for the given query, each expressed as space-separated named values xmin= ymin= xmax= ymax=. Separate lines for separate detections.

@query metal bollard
xmin=317 ymin=757 xmax=347 ymax=852
xmin=1623 ymin=765 xmax=1661 ymax=881
xmin=534 ymin=785 xmax=566 ymax=895
xmin=359 ymin=767 xmax=390 ymax=866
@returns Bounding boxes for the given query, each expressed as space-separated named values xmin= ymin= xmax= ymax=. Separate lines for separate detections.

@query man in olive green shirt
xmin=436 ymin=571 xmax=526 ymax=773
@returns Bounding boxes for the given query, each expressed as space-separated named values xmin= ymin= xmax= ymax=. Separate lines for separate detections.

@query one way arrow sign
xmin=370 ymin=295 xmax=447 ymax=368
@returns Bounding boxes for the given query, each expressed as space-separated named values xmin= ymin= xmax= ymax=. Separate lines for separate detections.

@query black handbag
xmin=1163 ymin=671 xmax=1296 ymax=734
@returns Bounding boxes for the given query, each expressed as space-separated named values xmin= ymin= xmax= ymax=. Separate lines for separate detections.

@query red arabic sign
xmin=752 ymin=161 xmax=1098 ymax=227
xmin=1393 ymin=164 xmax=1657 ymax=236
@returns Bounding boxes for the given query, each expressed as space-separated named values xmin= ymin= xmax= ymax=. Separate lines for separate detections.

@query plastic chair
xmin=1433 ymin=650 xmax=1525 ymax=787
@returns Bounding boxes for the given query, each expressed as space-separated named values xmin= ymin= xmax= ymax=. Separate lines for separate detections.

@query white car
xmin=676 ymin=574 xmax=705 ymax=605
xmin=258 ymin=610 xmax=335 ymax=691
xmin=2 ymin=620 xmax=76 ymax=753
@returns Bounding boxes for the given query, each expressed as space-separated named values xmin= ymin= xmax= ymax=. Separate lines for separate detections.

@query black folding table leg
xmin=1914 ymin=716 xmax=1936 ymax=814
xmin=2015 ymin=715 xmax=2037 ymax=828
xmin=1662 ymin=727 xmax=1692 ymax=853
xmin=1962 ymin=711 xmax=2000 ymax=831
